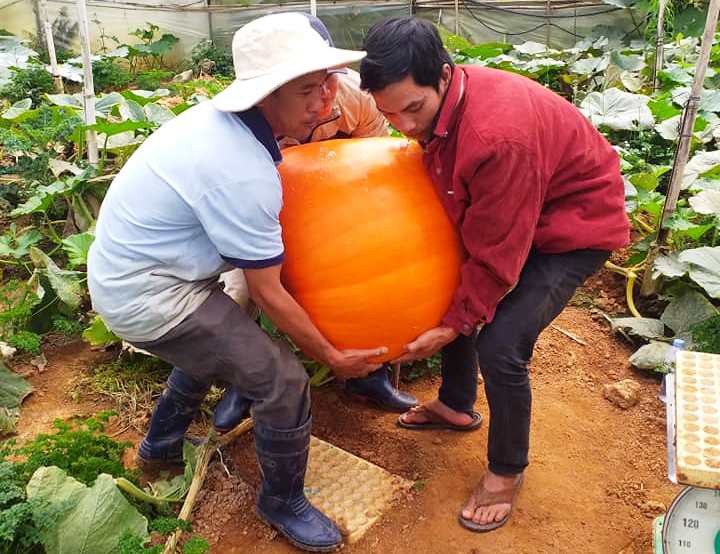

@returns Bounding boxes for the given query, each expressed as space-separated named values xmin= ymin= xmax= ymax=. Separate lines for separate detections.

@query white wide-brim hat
xmin=213 ymin=12 xmax=365 ymax=112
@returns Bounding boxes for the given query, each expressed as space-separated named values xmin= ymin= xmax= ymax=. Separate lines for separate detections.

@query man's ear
xmin=438 ymin=63 xmax=452 ymax=95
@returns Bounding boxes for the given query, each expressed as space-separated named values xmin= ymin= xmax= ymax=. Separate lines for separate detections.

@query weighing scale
xmin=654 ymin=350 xmax=720 ymax=553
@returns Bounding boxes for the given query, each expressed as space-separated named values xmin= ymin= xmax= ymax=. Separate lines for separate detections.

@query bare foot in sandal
xmin=399 ymin=399 xmax=474 ymax=427
xmin=459 ymin=471 xmax=524 ymax=532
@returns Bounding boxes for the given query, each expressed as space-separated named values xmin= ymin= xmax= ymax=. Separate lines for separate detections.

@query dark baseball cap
xmin=303 ymin=13 xmax=334 ymax=47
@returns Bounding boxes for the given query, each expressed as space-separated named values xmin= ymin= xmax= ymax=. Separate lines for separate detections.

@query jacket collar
xmin=430 ymin=66 xmax=467 ymax=142
xmin=236 ymin=107 xmax=282 ymax=164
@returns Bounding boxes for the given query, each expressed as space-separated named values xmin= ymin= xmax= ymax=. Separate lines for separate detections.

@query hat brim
xmin=212 ymin=47 xmax=366 ymax=113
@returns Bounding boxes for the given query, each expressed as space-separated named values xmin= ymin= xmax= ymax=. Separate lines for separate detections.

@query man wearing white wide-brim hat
xmin=87 ymin=12 xmax=387 ymax=551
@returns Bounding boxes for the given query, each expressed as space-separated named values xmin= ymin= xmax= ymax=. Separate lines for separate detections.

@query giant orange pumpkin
xmin=279 ymin=137 xmax=462 ymax=363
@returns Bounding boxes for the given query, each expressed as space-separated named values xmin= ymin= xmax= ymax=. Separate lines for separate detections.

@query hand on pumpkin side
xmin=325 ymin=347 xmax=389 ymax=380
xmin=244 ymin=265 xmax=387 ymax=380
xmin=391 ymin=326 xmax=459 ymax=363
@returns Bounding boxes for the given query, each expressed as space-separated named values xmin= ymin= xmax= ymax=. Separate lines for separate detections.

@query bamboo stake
xmin=38 ymin=0 xmax=63 ymax=93
xmin=544 ymin=0 xmax=552 ymax=47
xmin=162 ymin=419 xmax=254 ymax=554
xmin=76 ymin=0 xmax=98 ymax=166
xmin=653 ymin=0 xmax=667 ymax=92
xmin=641 ymin=0 xmax=720 ymax=296
xmin=454 ymin=0 xmax=459 ymax=35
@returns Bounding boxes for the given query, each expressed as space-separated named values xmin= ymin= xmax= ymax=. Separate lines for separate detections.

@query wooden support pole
xmin=38 ymin=0 xmax=63 ymax=93
xmin=162 ymin=419 xmax=254 ymax=554
xmin=454 ymin=0 xmax=459 ymax=35
xmin=641 ymin=0 xmax=720 ymax=296
xmin=653 ymin=0 xmax=667 ymax=92
xmin=76 ymin=0 xmax=98 ymax=166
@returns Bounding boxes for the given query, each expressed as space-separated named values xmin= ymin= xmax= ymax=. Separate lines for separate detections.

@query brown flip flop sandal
xmin=458 ymin=473 xmax=524 ymax=532
xmin=397 ymin=405 xmax=483 ymax=432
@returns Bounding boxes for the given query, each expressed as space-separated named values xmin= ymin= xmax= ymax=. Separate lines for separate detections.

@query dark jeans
xmin=438 ymin=249 xmax=610 ymax=476
xmin=133 ymin=286 xmax=310 ymax=430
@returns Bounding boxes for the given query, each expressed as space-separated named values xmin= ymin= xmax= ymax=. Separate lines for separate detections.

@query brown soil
xmin=6 ymin=273 xmax=682 ymax=554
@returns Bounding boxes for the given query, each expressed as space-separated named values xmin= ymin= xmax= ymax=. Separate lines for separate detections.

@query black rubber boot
xmin=212 ymin=386 xmax=252 ymax=433
xmin=137 ymin=367 xmax=210 ymax=466
xmin=254 ymin=417 xmax=342 ymax=552
xmin=346 ymin=366 xmax=418 ymax=412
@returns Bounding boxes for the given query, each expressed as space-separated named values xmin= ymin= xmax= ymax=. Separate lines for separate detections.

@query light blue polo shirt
xmin=87 ymin=101 xmax=284 ymax=342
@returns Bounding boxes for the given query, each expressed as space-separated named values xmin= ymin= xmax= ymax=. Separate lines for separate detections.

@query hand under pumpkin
xmin=326 ymin=347 xmax=389 ymax=379
xmin=391 ymin=326 xmax=459 ymax=363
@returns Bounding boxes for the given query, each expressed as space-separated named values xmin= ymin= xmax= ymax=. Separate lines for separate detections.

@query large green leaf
xmin=86 ymin=119 xmax=153 ymax=138
xmin=61 ymin=232 xmax=94 ymax=267
xmin=45 ymin=94 xmax=83 ymax=109
xmin=658 ymin=65 xmax=694 ymax=85
xmin=10 ymin=180 xmax=73 ymax=217
xmin=678 ymin=247 xmax=720 ymax=298
xmin=580 ymin=88 xmax=654 ymax=130
xmin=611 ymin=317 xmax=666 ymax=340
xmin=0 ymin=361 xmax=32 ymax=434
xmin=514 ymin=41 xmax=550 ymax=55
xmin=26 ymin=466 xmax=148 ymax=554
xmin=653 ymin=252 xmax=689 ymax=279
xmin=672 ymin=87 xmax=720 ymax=112
xmin=29 ymin=247 xmax=84 ymax=309
xmin=570 ymin=55 xmax=610 ymax=75
xmin=682 ymin=150 xmax=720 ymax=189
xmin=661 ymin=290 xmax=718 ymax=339
xmin=2 ymin=98 xmax=31 ymax=120
xmin=95 ymin=92 xmax=125 ymax=116
xmin=144 ymin=102 xmax=174 ymax=125
xmin=82 ymin=315 xmax=120 ymax=348
xmin=629 ymin=341 xmax=672 ymax=370
xmin=648 ymin=96 xmax=681 ymax=121
xmin=0 ymin=360 xmax=32 ymax=410
xmin=675 ymin=6 xmax=708 ymax=37
xmin=119 ymin=98 xmax=146 ymax=122
xmin=0 ymin=226 xmax=42 ymax=259
xmin=610 ymin=51 xmax=645 ymax=71
xmin=689 ymin=189 xmax=720 ymax=216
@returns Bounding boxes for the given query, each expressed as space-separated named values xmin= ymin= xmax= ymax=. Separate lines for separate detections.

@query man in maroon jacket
xmin=360 ymin=17 xmax=629 ymax=532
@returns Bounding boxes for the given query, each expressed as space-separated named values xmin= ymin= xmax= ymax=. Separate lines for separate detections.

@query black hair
xmin=360 ymin=17 xmax=454 ymax=92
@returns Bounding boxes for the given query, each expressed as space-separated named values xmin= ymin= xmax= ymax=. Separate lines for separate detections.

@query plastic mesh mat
xmin=675 ymin=351 xmax=720 ymax=488
xmin=304 ymin=436 xmax=412 ymax=543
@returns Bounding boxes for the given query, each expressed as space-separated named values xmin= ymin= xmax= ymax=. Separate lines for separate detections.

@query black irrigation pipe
xmin=462 ymin=1 xmax=586 ymax=37
xmin=461 ymin=0 xmax=623 ymax=19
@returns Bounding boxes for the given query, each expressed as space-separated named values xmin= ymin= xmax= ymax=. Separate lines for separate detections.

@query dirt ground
xmin=8 ymin=271 xmax=682 ymax=554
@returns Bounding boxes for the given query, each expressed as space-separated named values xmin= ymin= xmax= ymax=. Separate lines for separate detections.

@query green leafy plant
xmin=0 ymin=64 xmax=55 ymax=106
xmin=190 ymin=40 xmax=233 ymax=77
xmin=7 ymin=331 xmax=41 ymax=355
xmin=0 ymin=411 xmax=134 ymax=486
xmin=93 ymin=58 xmax=133 ymax=93
xmin=125 ymin=24 xmax=179 ymax=73
xmin=135 ymin=70 xmax=172 ymax=91
xmin=51 ymin=315 xmax=83 ymax=337
xmin=118 ymin=518 xmax=208 ymax=554
xmin=690 ymin=314 xmax=720 ymax=353
xmin=0 ymin=462 xmax=67 ymax=554
xmin=0 ymin=279 xmax=41 ymax=337
xmin=0 ymin=224 xmax=42 ymax=262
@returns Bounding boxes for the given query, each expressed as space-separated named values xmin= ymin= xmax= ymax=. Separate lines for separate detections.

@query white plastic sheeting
xmin=0 ymin=0 xmax=641 ymax=62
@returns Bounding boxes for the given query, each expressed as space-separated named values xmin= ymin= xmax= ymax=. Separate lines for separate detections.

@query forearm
xmin=252 ymin=285 xmax=338 ymax=366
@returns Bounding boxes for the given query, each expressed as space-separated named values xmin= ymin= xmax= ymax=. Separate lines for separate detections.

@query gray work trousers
xmin=132 ymin=286 xmax=310 ymax=430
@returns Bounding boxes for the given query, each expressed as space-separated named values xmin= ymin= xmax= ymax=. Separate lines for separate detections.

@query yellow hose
xmin=603 ymin=260 xmax=643 ymax=318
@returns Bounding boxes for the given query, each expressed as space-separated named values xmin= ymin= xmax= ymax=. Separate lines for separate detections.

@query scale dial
xmin=662 ymin=487 xmax=720 ymax=553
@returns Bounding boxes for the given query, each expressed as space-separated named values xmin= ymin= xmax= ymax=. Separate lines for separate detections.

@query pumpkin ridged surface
xmin=279 ymin=137 xmax=462 ymax=362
